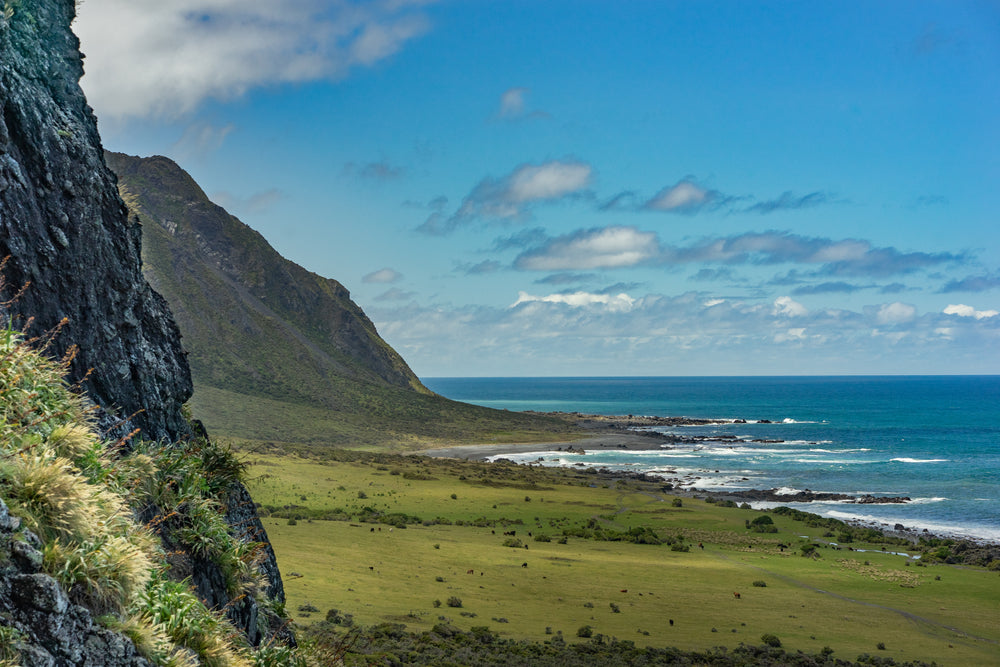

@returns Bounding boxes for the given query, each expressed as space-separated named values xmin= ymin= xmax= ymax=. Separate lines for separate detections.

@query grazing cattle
xmin=698 ymin=542 xmax=704 ymax=549
xmin=492 ymin=530 xmax=496 ymax=534
xmin=522 ymin=562 xmax=528 ymax=568
xmin=669 ymin=619 xmax=674 ymax=626
xmin=733 ymin=592 xmax=741 ymax=599
xmin=369 ymin=566 xmax=374 ymax=571
xmin=467 ymin=569 xmax=475 ymax=574
xmin=620 ymin=589 xmax=628 ymax=593
xmin=370 ymin=527 xmax=375 ymax=532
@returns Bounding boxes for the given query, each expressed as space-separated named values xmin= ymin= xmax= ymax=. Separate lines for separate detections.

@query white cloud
xmin=515 ymin=226 xmax=659 ymax=271
xmin=645 ymin=180 xmax=711 ymax=212
xmin=498 ymin=87 xmax=528 ymax=118
xmin=773 ymin=296 xmax=808 ymax=317
xmin=876 ymin=302 xmax=917 ymax=325
xmin=943 ymin=303 xmax=999 ymax=319
xmin=774 ymin=327 xmax=807 ymax=343
xmin=363 ymin=267 xmax=403 ymax=284
xmin=75 ymin=0 xmax=432 ymax=119
xmin=512 ymin=291 xmax=635 ymax=311
xmin=507 ymin=162 xmax=591 ymax=202
xmin=421 ymin=160 xmax=593 ymax=233
xmin=366 ymin=290 xmax=1000 ymax=376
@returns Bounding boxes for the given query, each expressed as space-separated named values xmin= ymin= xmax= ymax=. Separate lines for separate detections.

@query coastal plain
xmin=242 ymin=444 xmax=1000 ymax=666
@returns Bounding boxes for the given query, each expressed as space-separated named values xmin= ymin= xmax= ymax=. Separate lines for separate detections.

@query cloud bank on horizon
xmin=76 ymin=1 xmax=1000 ymax=376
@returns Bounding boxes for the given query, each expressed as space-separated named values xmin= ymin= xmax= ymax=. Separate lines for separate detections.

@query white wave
xmin=774 ymin=487 xmax=804 ymax=495
xmin=809 ymin=448 xmax=869 ymax=453
xmin=907 ymin=497 xmax=948 ymax=504
xmin=890 ymin=458 xmax=948 ymax=464
xmin=748 ymin=505 xmax=1000 ymax=543
xmin=791 ymin=458 xmax=875 ymax=464
xmin=782 ymin=418 xmax=819 ymax=424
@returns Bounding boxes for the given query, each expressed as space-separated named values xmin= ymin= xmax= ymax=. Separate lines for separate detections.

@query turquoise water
xmin=422 ymin=377 xmax=1000 ymax=542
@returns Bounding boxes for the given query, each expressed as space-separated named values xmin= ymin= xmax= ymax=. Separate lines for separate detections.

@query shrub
xmin=671 ymin=498 xmax=683 ymax=507
xmin=752 ymin=580 xmax=767 ymax=587
xmin=877 ymin=642 xmax=886 ymax=650
xmin=576 ymin=625 xmax=593 ymax=638
xmin=609 ymin=603 xmax=620 ymax=613
xmin=760 ymin=633 xmax=782 ymax=647
xmin=446 ymin=596 xmax=463 ymax=608
xmin=748 ymin=515 xmax=778 ymax=533
xmin=533 ymin=533 xmax=551 ymax=542
xmin=502 ymin=538 xmax=523 ymax=548
xmin=450 ymin=493 xmax=457 ymax=500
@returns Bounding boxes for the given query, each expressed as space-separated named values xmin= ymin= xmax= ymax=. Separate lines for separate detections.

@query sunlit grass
xmin=246 ymin=450 xmax=1000 ymax=666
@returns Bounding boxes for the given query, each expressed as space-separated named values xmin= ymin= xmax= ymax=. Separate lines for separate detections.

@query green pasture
xmin=245 ymin=450 xmax=1000 ymax=666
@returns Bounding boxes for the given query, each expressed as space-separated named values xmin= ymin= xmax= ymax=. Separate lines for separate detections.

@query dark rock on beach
xmin=726 ymin=489 xmax=911 ymax=504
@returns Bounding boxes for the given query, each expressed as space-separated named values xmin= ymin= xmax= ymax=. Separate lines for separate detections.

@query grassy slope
xmin=108 ymin=151 xmax=576 ymax=449
xmin=244 ymin=451 xmax=1000 ymax=666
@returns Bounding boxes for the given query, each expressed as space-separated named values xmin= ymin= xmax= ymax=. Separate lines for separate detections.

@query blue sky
xmin=75 ymin=1 xmax=999 ymax=376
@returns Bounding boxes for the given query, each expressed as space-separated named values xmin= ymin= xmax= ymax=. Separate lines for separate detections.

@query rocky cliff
xmin=0 ymin=1 xmax=288 ymax=662
xmin=0 ymin=0 xmax=190 ymax=441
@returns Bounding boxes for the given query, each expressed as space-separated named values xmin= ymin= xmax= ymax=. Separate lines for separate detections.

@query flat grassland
xmin=244 ymin=449 xmax=1000 ymax=666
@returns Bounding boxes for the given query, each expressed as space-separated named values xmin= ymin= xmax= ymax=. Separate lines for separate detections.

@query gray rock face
xmin=0 ymin=0 xmax=191 ymax=441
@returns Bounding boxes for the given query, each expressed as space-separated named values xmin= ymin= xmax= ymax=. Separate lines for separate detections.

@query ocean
xmin=422 ymin=376 xmax=1000 ymax=543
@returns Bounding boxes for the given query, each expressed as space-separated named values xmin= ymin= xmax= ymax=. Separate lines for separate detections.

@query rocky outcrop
xmin=726 ymin=489 xmax=911 ymax=504
xmin=0 ymin=0 xmax=191 ymax=441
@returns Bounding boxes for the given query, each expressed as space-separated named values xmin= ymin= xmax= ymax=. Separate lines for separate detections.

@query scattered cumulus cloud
xmin=773 ymin=296 xmax=808 ymax=317
xmin=418 ymin=160 xmax=593 ymax=234
xmin=940 ymin=273 xmax=1000 ymax=293
xmin=510 ymin=227 xmax=962 ymax=278
xmin=368 ymin=291 xmax=1000 ymax=376
xmin=512 ymin=291 xmax=636 ymax=312
xmin=75 ymin=0 xmax=433 ymax=119
xmin=876 ymin=302 xmax=917 ymax=325
xmin=644 ymin=179 xmax=715 ymax=213
xmin=362 ymin=267 xmax=402 ymax=283
xmin=514 ymin=226 xmax=660 ymax=271
xmin=943 ymin=304 xmax=999 ymax=319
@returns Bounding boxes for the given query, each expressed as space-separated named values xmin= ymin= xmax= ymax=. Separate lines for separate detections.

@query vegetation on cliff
xmin=0 ymin=322 xmax=299 ymax=666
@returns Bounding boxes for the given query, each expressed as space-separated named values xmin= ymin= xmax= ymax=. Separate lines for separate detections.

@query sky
xmin=74 ymin=1 xmax=1000 ymax=377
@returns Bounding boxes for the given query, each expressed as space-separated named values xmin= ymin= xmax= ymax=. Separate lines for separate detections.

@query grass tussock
xmin=0 ymin=320 xmax=301 ymax=665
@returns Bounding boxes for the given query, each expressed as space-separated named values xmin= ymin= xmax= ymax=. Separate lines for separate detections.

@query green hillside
xmin=107 ymin=152 xmax=577 ymax=449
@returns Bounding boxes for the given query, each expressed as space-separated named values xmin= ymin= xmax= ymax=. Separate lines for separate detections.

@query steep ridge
xmin=0 ymin=0 xmax=288 ymax=661
xmin=108 ymin=152 xmax=577 ymax=448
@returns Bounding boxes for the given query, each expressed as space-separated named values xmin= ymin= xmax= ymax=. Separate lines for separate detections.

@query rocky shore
xmin=416 ymin=413 xmax=998 ymax=550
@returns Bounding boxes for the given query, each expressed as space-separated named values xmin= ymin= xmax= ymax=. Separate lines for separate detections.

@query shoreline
xmin=414 ymin=415 xmax=1000 ymax=549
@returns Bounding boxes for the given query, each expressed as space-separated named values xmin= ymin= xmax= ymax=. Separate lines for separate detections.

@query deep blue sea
xmin=422 ymin=377 xmax=1000 ymax=543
